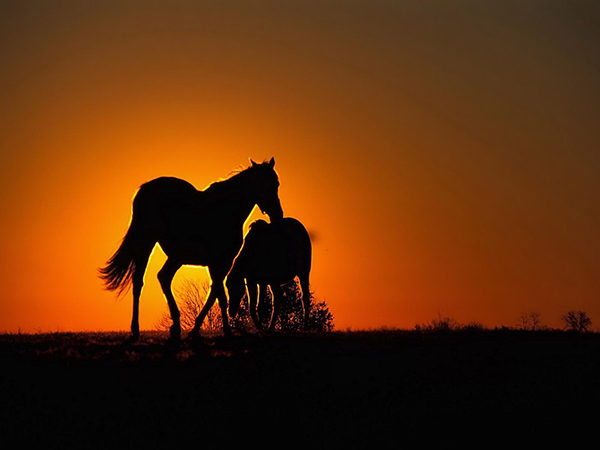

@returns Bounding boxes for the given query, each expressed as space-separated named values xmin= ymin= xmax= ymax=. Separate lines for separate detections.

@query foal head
xmin=227 ymin=219 xmax=269 ymax=318
xmin=248 ymin=157 xmax=283 ymax=222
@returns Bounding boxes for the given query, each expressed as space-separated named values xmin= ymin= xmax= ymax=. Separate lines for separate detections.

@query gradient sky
xmin=1 ymin=1 xmax=599 ymax=332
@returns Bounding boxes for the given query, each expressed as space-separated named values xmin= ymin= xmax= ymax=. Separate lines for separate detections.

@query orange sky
xmin=1 ymin=1 xmax=599 ymax=333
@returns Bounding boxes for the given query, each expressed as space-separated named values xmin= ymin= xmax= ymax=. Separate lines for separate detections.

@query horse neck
xmin=205 ymin=174 xmax=257 ymax=226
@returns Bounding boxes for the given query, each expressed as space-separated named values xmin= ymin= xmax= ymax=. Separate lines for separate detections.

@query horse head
xmin=249 ymin=157 xmax=283 ymax=222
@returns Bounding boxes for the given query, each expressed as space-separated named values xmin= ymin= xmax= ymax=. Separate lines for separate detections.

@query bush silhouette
xmin=519 ymin=312 xmax=543 ymax=331
xmin=156 ymin=278 xmax=334 ymax=333
xmin=415 ymin=312 xmax=462 ymax=332
xmin=561 ymin=310 xmax=592 ymax=333
xmin=155 ymin=279 xmax=228 ymax=333
xmin=262 ymin=281 xmax=334 ymax=332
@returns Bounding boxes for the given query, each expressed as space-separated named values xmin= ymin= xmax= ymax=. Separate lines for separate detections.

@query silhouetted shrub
xmin=415 ymin=312 xmax=461 ymax=332
xmin=519 ymin=312 xmax=543 ymax=331
xmin=156 ymin=278 xmax=334 ymax=333
xmin=462 ymin=321 xmax=486 ymax=332
xmin=269 ymin=281 xmax=334 ymax=332
xmin=561 ymin=310 xmax=592 ymax=333
xmin=414 ymin=314 xmax=488 ymax=333
xmin=155 ymin=279 xmax=243 ymax=333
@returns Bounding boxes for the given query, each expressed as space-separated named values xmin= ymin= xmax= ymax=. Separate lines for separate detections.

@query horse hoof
xmin=167 ymin=333 xmax=181 ymax=344
xmin=186 ymin=330 xmax=201 ymax=343
xmin=169 ymin=324 xmax=181 ymax=341
xmin=123 ymin=333 xmax=139 ymax=345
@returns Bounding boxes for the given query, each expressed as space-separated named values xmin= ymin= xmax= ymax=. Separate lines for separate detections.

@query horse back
xmin=133 ymin=177 xmax=242 ymax=264
xmin=237 ymin=217 xmax=312 ymax=282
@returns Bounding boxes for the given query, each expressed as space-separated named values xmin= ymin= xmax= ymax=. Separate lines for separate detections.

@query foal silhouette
xmin=227 ymin=218 xmax=312 ymax=331
xmin=99 ymin=158 xmax=283 ymax=340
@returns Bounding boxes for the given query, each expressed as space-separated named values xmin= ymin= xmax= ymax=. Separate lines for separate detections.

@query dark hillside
xmin=1 ymin=329 xmax=599 ymax=446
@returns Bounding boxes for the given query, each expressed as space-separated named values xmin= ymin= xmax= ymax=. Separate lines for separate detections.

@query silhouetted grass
xmin=1 ymin=328 xmax=599 ymax=446
xmin=1 ymin=326 xmax=597 ymax=366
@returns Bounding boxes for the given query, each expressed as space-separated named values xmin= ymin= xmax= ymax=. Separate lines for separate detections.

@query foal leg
xmin=256 ymin=284 xmax=269 ymax=328
xmin=247 ymin=282 xmax=262 ymax=330
xmin=157 ymin=258 xmax=183 ymax=341
xmin=268 ymin=284 xmax=283 ymax=332
xmin=299 ymin=274 xmax=311 ymax=331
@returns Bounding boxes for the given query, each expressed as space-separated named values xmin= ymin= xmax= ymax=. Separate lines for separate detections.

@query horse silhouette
xmin=99 ymin=158 xmax=283 ymax=341
xmin=227 ymin=217 xmax=312 ymax=331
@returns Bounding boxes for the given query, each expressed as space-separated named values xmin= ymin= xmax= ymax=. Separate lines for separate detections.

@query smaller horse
xmin=227 ymin=218 xmax=312 ymax=331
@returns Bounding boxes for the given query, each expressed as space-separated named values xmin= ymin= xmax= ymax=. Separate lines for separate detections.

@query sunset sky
xmin=1 ymin=1 xmax=599 ymax=333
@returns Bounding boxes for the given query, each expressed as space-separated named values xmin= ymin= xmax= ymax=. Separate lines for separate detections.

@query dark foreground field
xmin=1 ymin=329 xmax=599 ymax=447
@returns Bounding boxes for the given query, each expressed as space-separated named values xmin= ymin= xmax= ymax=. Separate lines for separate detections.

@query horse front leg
xmin=215 ymin=279 xmax=232 ymax=336
xmin=190 ymin=285 xmax=217 ymax=338
xmin=191 ymin=271 xmax=231 ymax=337
xmin=217 ymin=261 xmax=237 ymax=335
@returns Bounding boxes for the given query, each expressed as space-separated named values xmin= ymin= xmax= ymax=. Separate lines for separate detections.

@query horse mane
xmin=203 ymin=160 xmax=274 ymax=195
xmin=202 ymin=165 xmax=250 ymax=195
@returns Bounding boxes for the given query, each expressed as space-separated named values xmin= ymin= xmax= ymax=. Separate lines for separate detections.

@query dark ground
xmin=1 ymin=329 xmax=599 ymax=447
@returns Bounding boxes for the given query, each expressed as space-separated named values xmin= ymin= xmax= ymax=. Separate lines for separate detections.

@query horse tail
xmin=98 ymin=194 xmax=149 ymax=295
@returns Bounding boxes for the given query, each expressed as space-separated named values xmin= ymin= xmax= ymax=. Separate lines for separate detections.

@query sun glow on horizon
xmin=1 ymin=1 xmax=599 ymax=333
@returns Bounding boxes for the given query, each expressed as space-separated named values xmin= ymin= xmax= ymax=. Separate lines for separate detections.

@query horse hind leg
xmin=130 ymin=245 xmax=154 ymax=340
xmin=131 ymin=266 xmax=143 ymax=340
xmin=157 ymin=258 xmax=183 ymax=341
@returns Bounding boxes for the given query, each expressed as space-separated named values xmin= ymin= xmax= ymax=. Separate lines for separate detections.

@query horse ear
xmin=250 ymin=158 xmax=258 ymax=167
xmin=269 ymin=157 xmax=275 ymax=167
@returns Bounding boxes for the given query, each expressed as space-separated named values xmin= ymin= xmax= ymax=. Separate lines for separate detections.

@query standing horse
xmin=227 ymin=218 xmax=312 ymax=331
xmin=99 ymin=158 xmax=283 ymax=341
